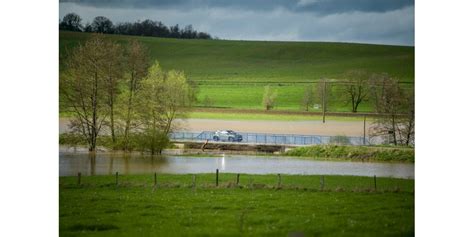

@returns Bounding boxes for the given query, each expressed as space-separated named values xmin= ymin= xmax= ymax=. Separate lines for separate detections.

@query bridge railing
xmin=169 ymin=131 xmax=371 ymax=146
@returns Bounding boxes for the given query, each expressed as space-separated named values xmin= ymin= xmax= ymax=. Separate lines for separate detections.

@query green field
xmin=59 ymin=31 xmax=414 ymax=113
xmin=60 ymin=174 xmax=414 ymax=236
xmin=285 ymin=145 xmax=414 ymax=162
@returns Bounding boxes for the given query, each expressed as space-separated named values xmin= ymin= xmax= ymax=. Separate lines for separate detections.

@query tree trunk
xmin=391 ymin=114 xmax=397 ymax=146
xmin=110 ymin=101 xmax=116 ymax=144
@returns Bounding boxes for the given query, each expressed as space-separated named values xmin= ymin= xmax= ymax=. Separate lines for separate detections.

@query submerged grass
xmin=60 ymin=174 xmax=414 ymax=236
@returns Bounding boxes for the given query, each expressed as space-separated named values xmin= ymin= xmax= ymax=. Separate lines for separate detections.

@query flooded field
xmin=60 ymin=148 xmax=414 ymax=179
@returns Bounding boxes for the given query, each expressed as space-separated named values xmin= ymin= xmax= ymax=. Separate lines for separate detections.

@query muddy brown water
xmin=59 ymin=148 xmax=414 ymax=179
xmin=59 ymin=118 xmax=374 ymax=136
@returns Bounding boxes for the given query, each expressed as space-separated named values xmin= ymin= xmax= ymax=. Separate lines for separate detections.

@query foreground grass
xmin=60 ymin=174 xmax=414 ymax=236
xmin=286 ymin=145 xmax=415 ymax=162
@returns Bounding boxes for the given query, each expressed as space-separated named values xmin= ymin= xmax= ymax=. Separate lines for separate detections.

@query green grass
xmin=286 ymin=145 xmax=415 ymax=162
xmin=60 ymin=31 xmax=414 ymax=112
xmin=188 ymin=111 xmax=370 ymax=121
xmin=60 ymin=174 xmax=414 ymax=236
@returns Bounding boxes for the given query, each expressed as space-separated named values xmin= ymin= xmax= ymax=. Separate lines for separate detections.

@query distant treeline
xmin=59 ymin=12 xmax=213 ymax=40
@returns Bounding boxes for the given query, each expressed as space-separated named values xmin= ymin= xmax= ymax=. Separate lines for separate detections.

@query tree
xmin=342 ymin=70 xmax=371 ymax=113
xmin=59 ymin=13 xmax=83 ymax=32
xmin=301 ymin=85 xmax=315 ymax=111
xmin=371 ymin=75 xmax=414 ymax=146
xmin=170 ymin=24 xmax=180 ymax=38
xmin=91 ymin=16 xmax=114 ymax=34
xmin=118 ymin=40 xmax=149 ymax=150
xmin=103 ymin=41 xmax=124 ymax=144
xmin=160 ymin=69 xmax=195 ymax=134
xmin=60 ymin=34 xmax=110 ymax=151
xmin=315 ymin=79 xmax=331 ymax=122
xmin=135 ymin=62 xmax=194 ymax=154
xmin=262 ymin=85 xmax=277 ymax=110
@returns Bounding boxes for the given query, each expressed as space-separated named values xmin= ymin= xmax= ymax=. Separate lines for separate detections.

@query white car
xmin=212 ymin=130 xmax=243 ymax=142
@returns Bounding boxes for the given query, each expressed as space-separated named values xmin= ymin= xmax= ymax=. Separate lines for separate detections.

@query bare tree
xmin=301 ymin=85 xmax=315 ymax=111
xmin=262 ymin=85 xmax=277 ymax=110
xmin=371 ymin=75 xmax=414 ymax=146
xmin=60 ymin=34 xmax=110 ymax=151
xmin=103 ymin=41 xmax=124 ymax=144
xmin=315 ymin=79 xmax=331 ymax=122
xmin=342 ymin=70 xmax=371 ymax=113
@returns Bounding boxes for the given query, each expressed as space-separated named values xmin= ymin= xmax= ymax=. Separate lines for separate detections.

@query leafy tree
xmin=59 ymin=13 xmax=83 ymax=32
xmin=160 ymin=69 xmax=195 ymax=134
xmin=118 ymin=40 xmax=149 ymax=150
xmin=170 ymin=24 xmax=180 ymax=38
xmin=91 ymin=16 xmax=114 ymax=34
xmin=136 ymin=62 xmax=194 ymax=154
xmin=262 ymin=85 xmax=277 ymax=110
xmin=60 ymin=34 xmax=110 ymax=151
xmin=59 ymin=13 xmax=214 ymax=39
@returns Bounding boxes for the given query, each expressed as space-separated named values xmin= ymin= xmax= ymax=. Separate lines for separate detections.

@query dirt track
xmin=59 ymin=118 xmax=374 ymax=137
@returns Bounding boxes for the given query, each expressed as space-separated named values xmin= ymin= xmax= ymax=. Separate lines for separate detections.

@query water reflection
xmin=89 ymin=152 xmax=96 ymax=176
xmin=60 ymin=150 xmax=169 ymax=176
xmin=59 ymin=149 xmax=414 ymax=179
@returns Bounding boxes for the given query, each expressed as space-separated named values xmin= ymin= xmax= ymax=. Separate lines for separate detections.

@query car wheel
xmin=213 ymin=136 xmax=219 ymax=141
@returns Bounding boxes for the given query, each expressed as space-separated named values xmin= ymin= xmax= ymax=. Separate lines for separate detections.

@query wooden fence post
xmin=320 ymin=176 xmax=325 ymax=190
xmin=154 ymin=172 xmax=157 ymax=187
xmin=216 ymin=169 xmax=219 ymax=187
xmin=77 ymin=172 xmax=81 ymax=185
xmin=277 ymin=174 xmax=281 ymax=188
xmin=374 ymin=175 xmax=377 ymax=191
xmin=236 ymin=173 xmax=240 ymax=185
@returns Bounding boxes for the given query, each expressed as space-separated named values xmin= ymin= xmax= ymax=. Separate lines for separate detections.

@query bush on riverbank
xmin=285 ymin=145 xmax=414 ymax=162
xmin=59 ymin=133 xmax=173 ymax=152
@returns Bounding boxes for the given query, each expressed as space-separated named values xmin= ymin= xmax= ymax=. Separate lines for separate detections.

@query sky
xmin=59 ymin=0 xmax=414 ymax=46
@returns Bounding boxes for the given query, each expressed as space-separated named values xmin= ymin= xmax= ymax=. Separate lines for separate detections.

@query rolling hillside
xmin=59 ymin=31 xmax=414 ymax=111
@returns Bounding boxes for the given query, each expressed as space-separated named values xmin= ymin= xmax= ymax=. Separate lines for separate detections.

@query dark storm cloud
xmin=59 ymin=0 xmax=414 ymax=45
xmin=60 ymin=0 xmax=414 ymax=15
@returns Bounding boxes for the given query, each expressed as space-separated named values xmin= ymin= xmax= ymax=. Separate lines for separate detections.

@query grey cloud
xmin=60 ymin=0 xmax=414 ymax=15
xmin=60 ymin=2 xmax=414 ymax=46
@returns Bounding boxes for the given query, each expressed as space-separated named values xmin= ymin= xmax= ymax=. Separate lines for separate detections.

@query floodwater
xmin=59 ymin=148 xmax=414 ymax=179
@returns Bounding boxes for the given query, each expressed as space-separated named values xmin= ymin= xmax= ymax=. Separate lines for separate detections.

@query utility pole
xmin=322 ymin=79 xmax=327 ymax=123
xmin=363 ymin=115 xmax=366 ymax=145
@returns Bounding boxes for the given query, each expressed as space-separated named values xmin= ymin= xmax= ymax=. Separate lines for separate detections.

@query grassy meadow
xmin=59 ymin=31 xmax=414 ymax=113
xmin=60 ymin=174 xmax=414 ymax=236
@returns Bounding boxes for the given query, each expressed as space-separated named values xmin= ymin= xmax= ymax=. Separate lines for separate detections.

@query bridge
xmin=170 ymin=131 xmax=375 ymax=146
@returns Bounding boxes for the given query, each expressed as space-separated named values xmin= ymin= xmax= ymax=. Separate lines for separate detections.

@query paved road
xmin=60 ymin=118 xmax=374 ymax=137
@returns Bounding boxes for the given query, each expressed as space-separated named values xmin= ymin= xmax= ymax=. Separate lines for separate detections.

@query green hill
xmin=59 ymin=31 xmax=414 ymax=112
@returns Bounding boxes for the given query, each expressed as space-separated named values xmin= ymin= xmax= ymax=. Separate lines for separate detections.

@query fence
xmin=169 ymin=131 xmax=371 ymax=146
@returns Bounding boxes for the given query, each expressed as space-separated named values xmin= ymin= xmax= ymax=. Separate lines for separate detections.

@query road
xmin=60 ymin=118 xmax=374 ymax=137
